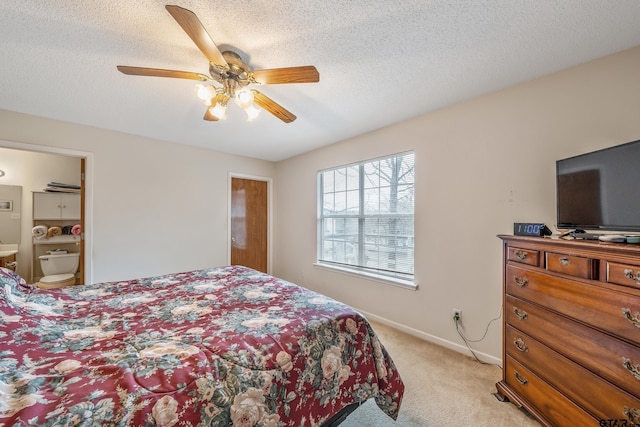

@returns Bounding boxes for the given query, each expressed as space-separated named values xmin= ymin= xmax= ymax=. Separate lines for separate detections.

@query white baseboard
xmin=355 ymin=307 xmax=503 ymax=367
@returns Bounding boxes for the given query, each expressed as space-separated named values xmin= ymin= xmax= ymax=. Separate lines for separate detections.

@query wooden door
xmin=78 ymin=158 xmax=85 ymax=285
xmin=230 ymin=177 xmax=268 ymax=273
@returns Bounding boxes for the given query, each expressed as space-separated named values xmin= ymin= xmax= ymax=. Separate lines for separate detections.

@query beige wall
xmin=0 ymin=112 xmax=275 ymax=283
xmin=272 ymin=46 xmax=640 ymax=362
xmin=1 ymin=46 xmax=639 ymax=363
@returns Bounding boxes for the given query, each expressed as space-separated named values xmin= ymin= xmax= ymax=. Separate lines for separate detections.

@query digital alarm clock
xmin=513 ymin=223 xmax=552 ymax=237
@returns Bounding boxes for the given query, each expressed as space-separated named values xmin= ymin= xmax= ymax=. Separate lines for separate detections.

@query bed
xmin=0 ymin=265 xmax=404 ymax=426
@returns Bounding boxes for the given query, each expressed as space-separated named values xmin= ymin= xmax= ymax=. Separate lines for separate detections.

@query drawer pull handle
xmin=512 ymin=307 xmax=528 ymax=321
xmin=624 ymin=269 xmax=640 ymax=286
xmin=622 ymin=357 xmax=640 ymax=380
xmin=623 ymin=407 xmax=640 ymax=425
xmin=622 ymin=308 xmax=640 ymax=328
xmin=513 ymin=370 xmax=528 ymax=385
xmin=559 ymin=257 xmax=571 ymax=265
xmin=514 ymin=337 xmax=528 ymax=352
xmin=514 ymin=251 xmax=527 ymax=260
xmin=513 ymin=276 xmax=528 ymax=287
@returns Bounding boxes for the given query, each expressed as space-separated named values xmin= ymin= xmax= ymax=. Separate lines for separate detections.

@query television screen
xmin=557 ymin=139 xmax=640 ymax=232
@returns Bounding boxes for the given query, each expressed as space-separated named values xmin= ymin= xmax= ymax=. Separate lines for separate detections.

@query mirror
xmin=0 ymin=185 xmax=22 ymax=244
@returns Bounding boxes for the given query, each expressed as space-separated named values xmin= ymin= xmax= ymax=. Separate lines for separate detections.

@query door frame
xmin=0 ymin=139 xmax=94 ymax=284
xmin=227 ymin=172 xmax=272 ymax=274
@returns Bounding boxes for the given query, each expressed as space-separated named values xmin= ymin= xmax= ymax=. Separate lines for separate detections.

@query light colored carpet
xmin=340 ymin=320 xmax=541 ymax=426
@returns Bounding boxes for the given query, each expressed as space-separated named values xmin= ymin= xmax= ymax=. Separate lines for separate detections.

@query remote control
xmin=598 ymin=234 xmax=627 ymax=243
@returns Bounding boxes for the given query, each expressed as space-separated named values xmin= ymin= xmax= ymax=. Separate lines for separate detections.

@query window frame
xmin=316 ymin=151 xmax=416 ymax=290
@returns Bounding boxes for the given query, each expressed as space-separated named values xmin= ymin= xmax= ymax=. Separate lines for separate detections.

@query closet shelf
xmin=33 ymin=235 xmax=80 ymax=245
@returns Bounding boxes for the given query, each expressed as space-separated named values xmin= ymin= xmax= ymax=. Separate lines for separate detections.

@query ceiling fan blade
xmin=117 ymin=66 xmax=211 ymax=81
xmin=252 ymin=90 xmax=296 ymax=123
xmin=252 ymin=66 xmax=319 ymax=84
xmin=203 ymin=108 xmax=219 ymax=121
xmin=165 ymin=5 xmax=228 ymax=69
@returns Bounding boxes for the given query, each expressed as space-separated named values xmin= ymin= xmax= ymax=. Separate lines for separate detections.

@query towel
xmin=71 ymin=224 xmax=81 ymax=236
xmin=47 ymin=226 xmax=62 ymax=238
xmin=32 ymin=225 xmax=48 ymax=239
xmin=61 ymin=225 xmax=73 ymax=235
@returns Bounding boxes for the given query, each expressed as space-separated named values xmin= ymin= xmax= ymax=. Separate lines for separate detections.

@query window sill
xmin=313 ymin=262 xmax=418 ymax=291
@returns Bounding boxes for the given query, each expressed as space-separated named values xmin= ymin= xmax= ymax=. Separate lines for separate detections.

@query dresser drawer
xmin=506 ymin=295 xmax=640 ymax=398
xmin=608 ymin=261 xmax=640 ymax=290
xmin=506 ymin=264 xmax=640 ymax=344
xmin=546 ymin=251 xmax=597 ymax=279
xmin=506 ymin=327 xmax=640 ymax=423
xmin=507 ymin=246 xmax=540 ymax=267
xmin=504 ymin=356 xmax=598 ymax=426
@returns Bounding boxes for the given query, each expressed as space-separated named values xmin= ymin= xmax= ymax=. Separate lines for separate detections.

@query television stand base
xmin=570 ymin=232 xmax=601 ymax=240
xmin=559 ymin=229 xmax=601 ymax=240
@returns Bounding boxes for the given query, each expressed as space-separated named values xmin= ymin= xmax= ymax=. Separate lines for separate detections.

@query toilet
xmin=38 ymin=252 xmax=80 ymax=289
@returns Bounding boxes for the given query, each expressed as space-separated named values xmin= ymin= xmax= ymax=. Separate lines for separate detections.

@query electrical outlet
xmin=452 ymin=308 xmax=462 ymax=321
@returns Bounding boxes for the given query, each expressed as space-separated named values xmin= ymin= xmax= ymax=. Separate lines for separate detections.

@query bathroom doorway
xmin=0 ymin=141 xmax=92 ymax=284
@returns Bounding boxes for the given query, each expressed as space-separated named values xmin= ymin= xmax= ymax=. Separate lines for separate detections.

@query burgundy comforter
xmin=0 ymin=266 xmax=403 ymax=426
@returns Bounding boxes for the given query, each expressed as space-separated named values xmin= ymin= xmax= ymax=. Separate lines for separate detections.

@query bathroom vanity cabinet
xmin=0 ymin=253 xmax=16 ymax=271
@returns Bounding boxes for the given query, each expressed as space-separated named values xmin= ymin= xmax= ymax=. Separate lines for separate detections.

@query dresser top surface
xmin=498 ymin=234 xmax=640 ymax=257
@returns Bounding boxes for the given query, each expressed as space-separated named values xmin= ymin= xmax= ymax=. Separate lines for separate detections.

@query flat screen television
xmin=556 ymin=139 xmax=640 ymax=232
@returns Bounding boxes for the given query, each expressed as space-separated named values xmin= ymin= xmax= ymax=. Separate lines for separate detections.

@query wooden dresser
xmin=496 ymin=235 xmax=640 ymax=427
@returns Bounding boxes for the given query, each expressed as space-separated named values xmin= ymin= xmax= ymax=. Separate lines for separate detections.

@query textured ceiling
xmin=2 ymin=1 xmax=640 ymax=161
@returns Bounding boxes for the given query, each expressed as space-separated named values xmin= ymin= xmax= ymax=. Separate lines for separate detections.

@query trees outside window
xmin=318 ymin=152 xmax=415 ymax=282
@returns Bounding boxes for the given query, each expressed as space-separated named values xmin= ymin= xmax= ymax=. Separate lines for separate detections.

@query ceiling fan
xmin=117 ymin=5 xmax=319 ymax=123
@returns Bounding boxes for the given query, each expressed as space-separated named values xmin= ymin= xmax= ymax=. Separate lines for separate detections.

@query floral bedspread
xmin=0 ymin=266 xmax=403 ymax=426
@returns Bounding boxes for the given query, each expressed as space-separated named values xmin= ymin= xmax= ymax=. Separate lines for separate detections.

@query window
xmin=317 ymin=152 xmax=415 ymax=284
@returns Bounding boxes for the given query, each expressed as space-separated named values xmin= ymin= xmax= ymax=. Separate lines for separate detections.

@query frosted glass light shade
xmin=235 ymin=89 xmax=254 ymax=109
xmin=209 ymin=102 xmax=227 ymax=120
xmin=244 ymin=104 xmax=260 ymax=121
xmin=195 ymin=84 xmax=216 ymax=106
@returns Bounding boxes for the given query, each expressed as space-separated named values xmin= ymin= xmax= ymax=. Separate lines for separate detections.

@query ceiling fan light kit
xmin=194 ymin=84 xmax=216 ymax=105
xmin=117 ymin=5 xmax=319 ymax=123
